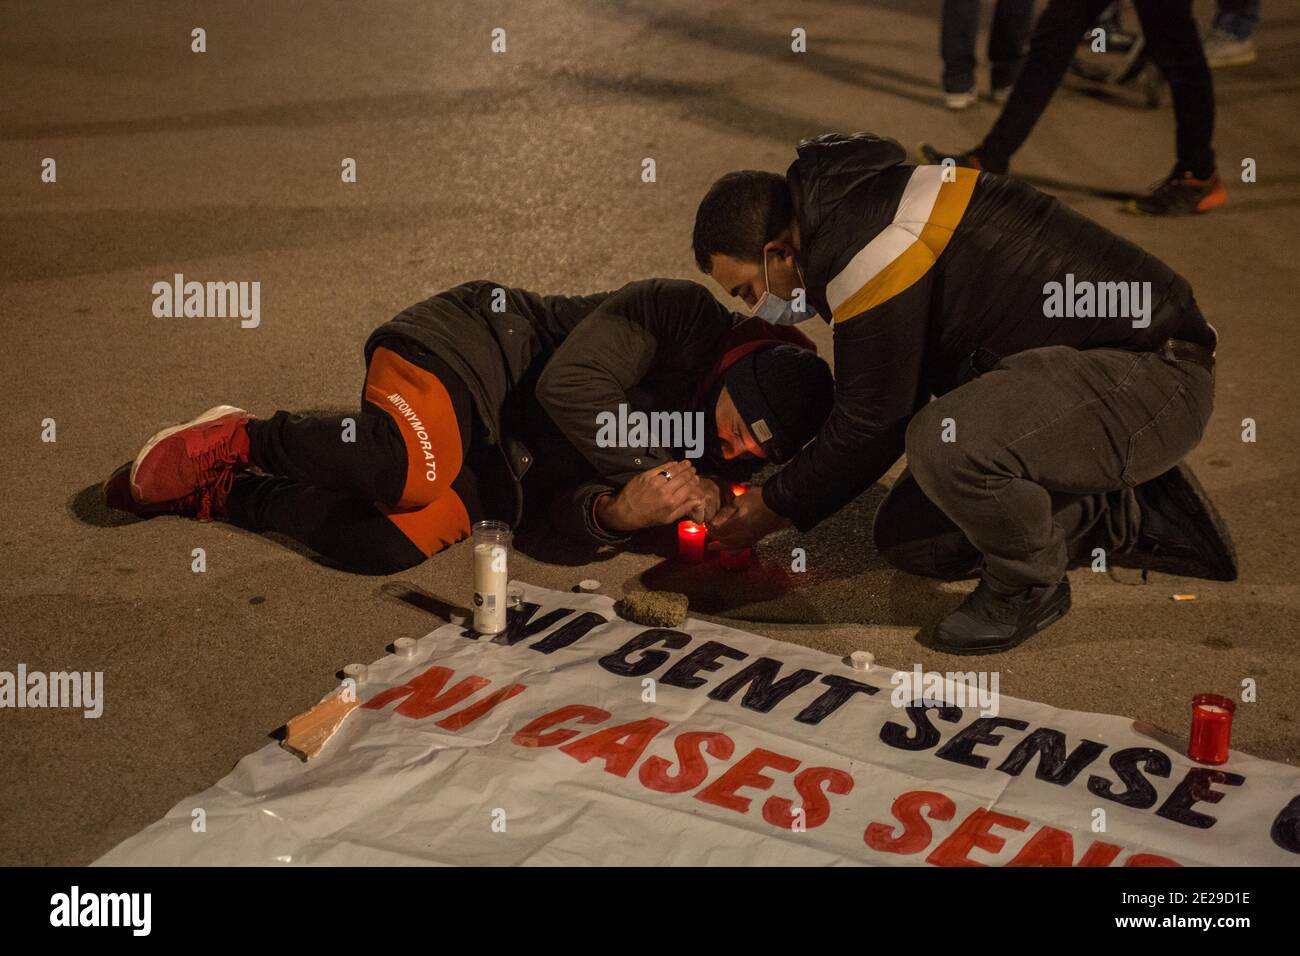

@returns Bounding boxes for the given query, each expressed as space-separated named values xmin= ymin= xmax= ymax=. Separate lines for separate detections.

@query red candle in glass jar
xmin=1187 ymin=693 xmax=1235 ymax=765
xmin=677 ymin=520 xmax=706 ymax=562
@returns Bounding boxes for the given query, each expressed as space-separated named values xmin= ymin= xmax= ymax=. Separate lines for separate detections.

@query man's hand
xmin=708 ymin=487 xmax=790 ymax=548
xmin=595 ymin=460 xmax=705 ymax=532
xmin=687 ymin=477 xmax=723 ymax=524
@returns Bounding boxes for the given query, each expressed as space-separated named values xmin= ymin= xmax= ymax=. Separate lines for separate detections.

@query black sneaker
xmin=1123 ymin=168 xmax=1227 ymax=216
xmin=936 ymin=576 xmax=1072 ymax=655
xmin=1112 ymin=463 xmax=1238 ymax=581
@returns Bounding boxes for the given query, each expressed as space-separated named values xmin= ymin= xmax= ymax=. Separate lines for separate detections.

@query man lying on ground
xmin=693 ymin=132 xmax=1236 ymax=655
xmin=104 ymin=279 xmax=833 ymax=574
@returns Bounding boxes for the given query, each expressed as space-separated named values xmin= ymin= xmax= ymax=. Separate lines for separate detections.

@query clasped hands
xmin=595 ymin=459 xmax=789 ymax=547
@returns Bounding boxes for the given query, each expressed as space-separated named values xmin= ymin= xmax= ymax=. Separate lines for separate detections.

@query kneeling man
xmin=693 ymin=132 xmax=1236 ymax=654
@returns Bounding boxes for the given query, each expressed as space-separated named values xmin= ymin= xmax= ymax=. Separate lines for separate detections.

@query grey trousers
xmin=873 ymin=346 xmax=1215 ymax=589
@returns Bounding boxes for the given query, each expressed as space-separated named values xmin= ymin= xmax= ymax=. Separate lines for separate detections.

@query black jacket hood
xmin=786 ymin=133 xmax=910 ymax=321
xmin=787 ymin=132 xmax=908 ymax=253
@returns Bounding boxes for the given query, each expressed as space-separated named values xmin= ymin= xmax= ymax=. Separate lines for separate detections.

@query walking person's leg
xmin=1125 ymin=0 xmax=1227 ymax=215
xmin=1136 ymin=0 xmax=1217 ymax=177
xmin=987 ymin=0 xmax=1034 ymax=100
xmin=972 ymin=0 xmax=1113 ymax=172
xmin=941 ymin=0 xmax=981 ymax=107
xmin=1206 ymin=0 xmax=1261 ymax=68
xmin=1216 ymin=0 xmax=1262 ymax=39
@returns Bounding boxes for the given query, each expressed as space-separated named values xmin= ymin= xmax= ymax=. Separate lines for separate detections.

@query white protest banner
xmin=98 ymin=584 xmax=1300 ymax=866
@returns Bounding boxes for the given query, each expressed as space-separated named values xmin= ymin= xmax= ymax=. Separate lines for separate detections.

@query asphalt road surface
xmin=2 ymin=0 xmax=1298 ymax=864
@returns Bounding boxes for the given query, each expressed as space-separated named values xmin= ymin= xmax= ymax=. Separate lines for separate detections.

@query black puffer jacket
xmin=762 ymin=131 xmax=1217 ymax=531
xmin=366 ymin=279 xmax=785 ymax=543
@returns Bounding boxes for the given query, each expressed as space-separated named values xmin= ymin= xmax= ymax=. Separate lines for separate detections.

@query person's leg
xmin=107 ymin=447 xmax=491 ymax=574
xmin=129 ymin=337 xmax=474 ymax=512
xmin=224 ymin=454 xmax=486 ymax=574
xmin=1204 ymin=0 xmax=1259 ymax=69
xmin=245 ymin=340 xmax=471 ymax=509
xmin=873 ymin=470 xmax=1139 ymax=581
xmin=1214 ymin=0 xmax=1261 ymax=40
xmin=224 ymin=474 xmax=479 ymax=574
xmin=113 ymin=337 xmax=497 ymax=573
xmin=905 ymin=345 xmax=1213 ymax=592
xmin=1133 ymin=0 xmax=1216 ymax=179
xmin=941 ymin=0 xmax=980 ymax=95
xmin=224 ymin=477 xmax=423 ymax=574
xmin=1096 ymin=2 xmax=1121 ymax=33
xmin=872 ymin=471 xmax=982 ymax=581
xmin=975 ymin=0 xmax=1113 ymax=171
xmin=987 ymin=0 xmax=1034 ymax=95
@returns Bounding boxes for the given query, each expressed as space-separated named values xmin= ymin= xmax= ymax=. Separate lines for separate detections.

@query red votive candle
xmin=677 ymin=520 xmax=706 ymax=562
xmin=1188 ymin=693 xmax=1235 ymax=765
xmin=730 ymin=483 xmax=749 ymax=498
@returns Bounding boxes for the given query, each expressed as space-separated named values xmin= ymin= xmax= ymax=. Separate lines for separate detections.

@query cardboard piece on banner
xmin=281 ymin=687 xmax=359 ymax=761
xmin=97 ymin=582 xmax=1300 ymax=867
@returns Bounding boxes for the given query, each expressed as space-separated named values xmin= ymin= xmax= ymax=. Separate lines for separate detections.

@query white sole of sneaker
xmin=1208 ymin=52 xmax=1257 ymax=68
xmin=130 ymin=404 xmax=247 ymax=502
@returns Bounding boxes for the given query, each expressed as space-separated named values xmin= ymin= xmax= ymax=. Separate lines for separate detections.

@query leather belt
xmin=1159 ymin=338 xmax=1215 ymax=373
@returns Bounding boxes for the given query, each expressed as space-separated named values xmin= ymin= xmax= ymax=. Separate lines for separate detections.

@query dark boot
xmin=937 ymin=576 xmax=1071 ymax=655
xmin=1112 ymin=463 xmax=1238 ymax=581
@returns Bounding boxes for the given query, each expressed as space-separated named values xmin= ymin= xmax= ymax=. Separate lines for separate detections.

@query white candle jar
xmin=471 ymin=520 xmax=511 ymax=634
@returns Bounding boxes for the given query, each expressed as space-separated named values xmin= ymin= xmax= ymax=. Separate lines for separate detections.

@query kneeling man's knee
xmin=905 ymin=402 xmax=958 ymax=488
xmin=906 ymin=398 xmax=996 ymax=495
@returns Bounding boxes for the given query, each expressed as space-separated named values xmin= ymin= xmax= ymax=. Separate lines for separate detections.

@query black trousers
xmin=977 ymin=0 xmax=1216 ymax=177
xmin=941 ymin=0 xmax=1034 ymax=94
xmin=873 ymin=344 xmax=1214 ymax=590
xmin=225 ymin=338 xmax=486 ymax=574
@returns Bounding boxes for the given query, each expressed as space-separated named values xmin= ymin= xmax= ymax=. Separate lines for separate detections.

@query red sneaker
xmin=130 ymin=405 xmax=251 ymax=504
xmin=106 ymin=461 xmax=236 ymax=522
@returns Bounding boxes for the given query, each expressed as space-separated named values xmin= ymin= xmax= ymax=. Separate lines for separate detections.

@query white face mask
xmin=749 ymin=255 xmax=805 ymax=326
